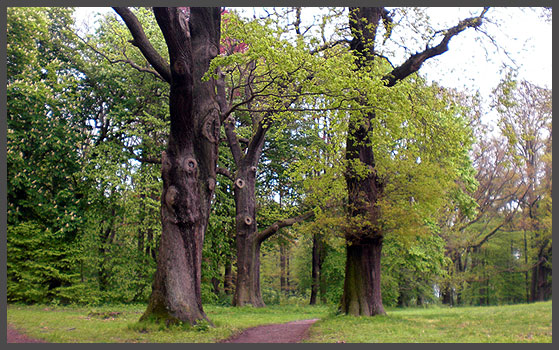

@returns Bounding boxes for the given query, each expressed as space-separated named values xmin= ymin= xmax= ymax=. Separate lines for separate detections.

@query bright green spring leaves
xmin=212 ymin=10 xmax=477 ymax=288
xmin=7 ymin=7 xmax=90 ymax=303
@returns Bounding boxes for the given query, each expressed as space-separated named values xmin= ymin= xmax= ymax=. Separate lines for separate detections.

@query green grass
xmin=6 ymin=303 xmax=330 ymax=343
xmin=7 ymin=301 xmax=552 ymax=343
xmin=305 ymin=301 xmax=552 ymax=343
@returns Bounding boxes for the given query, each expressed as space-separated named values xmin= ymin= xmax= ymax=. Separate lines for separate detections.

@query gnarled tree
xmin=113 ymin=7 xmax=221 ymax=325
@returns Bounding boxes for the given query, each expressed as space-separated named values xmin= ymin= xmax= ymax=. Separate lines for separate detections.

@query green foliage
xmin=7 ymin=7 xmax=168 ymax=305
xmin=459 ymin=228 xmax=530 ymax=306
xmin=7 ymin=7 xmax=93 ymax=304
xmin=6 ymin=7 xmax=549 ymax=310
xmin=382 ymin=233 xmax=449 ymax=307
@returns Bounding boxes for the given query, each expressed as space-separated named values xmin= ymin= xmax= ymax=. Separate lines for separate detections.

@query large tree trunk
xmin=230 ymin=157 xmax=315 ymax=307
xmin=131 ymin=7 xmax=221 ymax=326
xmin=234 ymin=236 xmax=265 ymax=307
xmin=232 ymin=165 xmax=266 ymax=307
xmin=340 ymin=237 xmax=385 ymax=316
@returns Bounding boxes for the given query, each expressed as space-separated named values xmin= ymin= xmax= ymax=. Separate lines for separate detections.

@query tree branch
xmin=257 ymin=210 xmax=315 ymax=243
xmin=468 ymin=184 xmax=530 ymax=250
xmin=216 ymin=166 xmax=234 ymax=181
xmin=76 ymin=32 xmax=167 ymax=82
xmin=112 ymin=7 xmax=172 ymax=84
xmin=382 ymin=7 xmax=490 ymax=87
xmin=223 ymin=117 xmax=243 ymax=166
xmin=245 ymin=117 xmax=271 ymax=165
xmin=309 ymin=38 xmax=351 ymax=55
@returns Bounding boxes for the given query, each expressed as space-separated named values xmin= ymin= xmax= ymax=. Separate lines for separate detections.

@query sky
xmin=73 ymin=7 xmax=552 ymax=130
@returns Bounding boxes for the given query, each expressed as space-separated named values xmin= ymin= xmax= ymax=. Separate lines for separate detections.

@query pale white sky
xmin=73 ymin=7 xmax=552 ymax=130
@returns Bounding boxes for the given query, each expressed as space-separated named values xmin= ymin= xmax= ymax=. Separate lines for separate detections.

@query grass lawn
xmin=7 ymin=301 xmax=552 ymax=343
xmin=305 ymin=301 xmax=552 ymax=343
xmin=6 ymin=303 xmax=330 ymax=343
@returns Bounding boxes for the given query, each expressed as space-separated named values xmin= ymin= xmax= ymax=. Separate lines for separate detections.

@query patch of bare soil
xmin=7 ymin=325 xmax=46 ymax=343
xmin=220 ymin=318 xmax=320 ymax=343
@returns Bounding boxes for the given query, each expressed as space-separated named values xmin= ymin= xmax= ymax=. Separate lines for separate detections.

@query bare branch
xmin=383 ymin=7 xmax=490 ymax=87
xmin=217 ymin=166 xmax=234 ymax=181
xmin=113 ymin=7 xmax=172 ymax=83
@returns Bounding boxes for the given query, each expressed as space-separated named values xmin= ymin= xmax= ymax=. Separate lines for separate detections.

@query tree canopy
xmin=6 ymin=7 xmax=551 ymax=324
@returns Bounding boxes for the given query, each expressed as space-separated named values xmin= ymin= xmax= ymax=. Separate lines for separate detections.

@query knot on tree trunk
xmin=208 ymin=177 xmax=216 ymax=191
xmin=236 ymin=178 xmax=246 ymax=188
xmin=202 ymin=109 xmax=220 ymax=143
xmin=165 ymin=185 xmax=179 ymax=208
xmin=244 ymin=216 xmax=253 ymax=226
xmin=183 ymin=157 xmax=197 ymax=173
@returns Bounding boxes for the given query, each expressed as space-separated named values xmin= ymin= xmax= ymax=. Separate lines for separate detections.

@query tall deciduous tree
xmin=212 ymin=12 xmax=343 ymax=307
xmin=495 ymin=77 xmax=552 ymax=302
xmin=341 ymin=7 xmax=488 ymax=316
xmin=113 ymin=7 xmax=221 ymax=325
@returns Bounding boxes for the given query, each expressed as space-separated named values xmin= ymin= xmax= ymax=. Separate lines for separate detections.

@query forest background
xmin=5 ymin=5 xmax=552 ymax=316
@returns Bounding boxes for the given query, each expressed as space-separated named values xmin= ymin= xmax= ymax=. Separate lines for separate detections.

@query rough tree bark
xmin=224 ymin=260 xmax=233 ymax=295
xmin=224 ymin=117 xmax=268 ymax=307
xmin=114 ymin=7 xmax=221 ymax=326
xmin=341 ymin=7 xmax=488 ymax=316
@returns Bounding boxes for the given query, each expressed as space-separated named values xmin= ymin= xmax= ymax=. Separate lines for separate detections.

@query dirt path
xmin=7 ymin=325 xmax=46 ymax=343
xmin=220 ymin=318 xmax=320 ymax=343
xmin=7 ymin=318 xmax=319 ymax=343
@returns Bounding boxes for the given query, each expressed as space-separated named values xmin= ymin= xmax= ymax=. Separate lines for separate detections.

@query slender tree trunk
xmin=211 ymin=277 xmax=220 ymax=296
xmin=319 ymin=241 xmax=327 ymax=304
xmin=138 ymin=194 xmax=145 ymax=254
xmin=98 ymin=210 xmax=116 ymax=292
xmin=441 ymin=287 xmax=453 ymax=306
xmin=280 ymin=242 xmax=288 ymax=295
xmin=310 ymin=233 xmax=320 ymax=305
xmin=286 ymin=249 xmax=291 ymax=294
xmin=232 ymin=164 xmax=266 ymax=307
xmin=524 ymin=229 xmax=530 ymax=302
xmin=127 ymin=7 xmax=221 ymax=326
xmin=224 ymin=260 xmax=233 ymax=295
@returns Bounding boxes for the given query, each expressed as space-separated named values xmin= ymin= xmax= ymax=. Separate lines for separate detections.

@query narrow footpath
xmin=8 ymin=319 xmax=320 ymax=343
xmin=220 ymin=318 xmax=320 ymax=343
